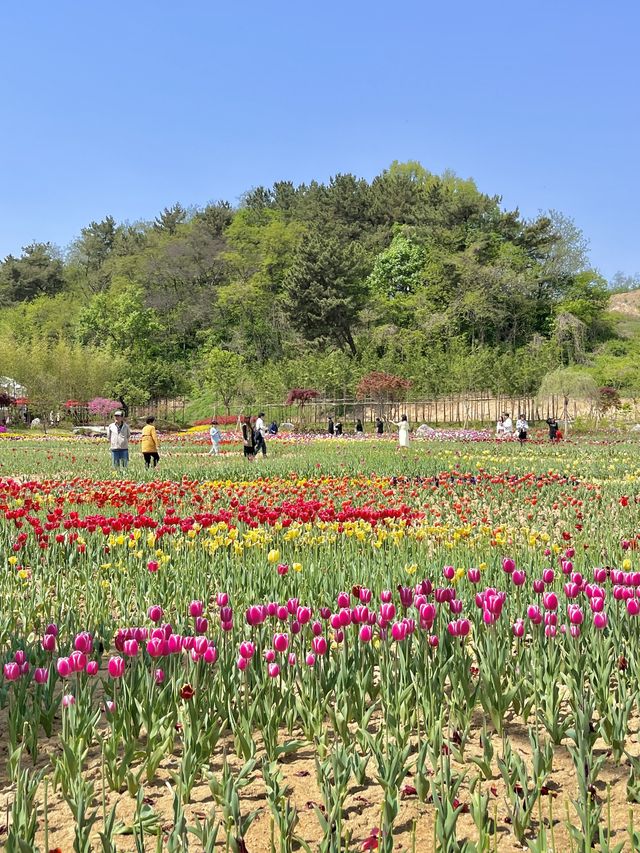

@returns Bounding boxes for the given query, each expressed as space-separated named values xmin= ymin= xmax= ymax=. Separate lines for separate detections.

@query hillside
xmin=610 ymin=289 xmax=640 ymax=317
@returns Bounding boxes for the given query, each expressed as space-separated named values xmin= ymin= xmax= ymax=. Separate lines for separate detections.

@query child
xmin=208 ymin=420 xmax=221 ymax=455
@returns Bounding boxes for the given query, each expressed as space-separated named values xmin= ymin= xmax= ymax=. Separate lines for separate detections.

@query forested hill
xmin=0 ymin=161 xmax=628 ymax=413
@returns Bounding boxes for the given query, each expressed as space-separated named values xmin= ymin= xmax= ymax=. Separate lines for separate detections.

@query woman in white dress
xmin=390 ymin=414 xmax=410 ymax=449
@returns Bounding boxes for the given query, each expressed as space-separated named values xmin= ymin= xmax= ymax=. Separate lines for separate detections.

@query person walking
xmin=390 ymin=414 xmax=410 ymax=449
xmin=241 ymin=415 xmax=256 ymax=460
xmin=335 ymin=420 xmax=343 ymax=436
xmin=254 ymin=412 xmax=267 ymax=457
xmin=141 ymin=416 xmax=160 ymax=468
xmin=107 ymin=410 xmax=131 ymax=471
xmin=208 ymin=420 xmax=222 ymax=455
xmin=355 ymin=418 xmax=364 ymax=434
xmin=516 ymin=413 xmax=528 ymax=445
xmin=496 ymin=415 xmax=505 ymax=438
xmin=327 ymin=416 xmax=335 ymax=435
xmin=546 ymin=417 xmax=559 ymax=441
xmin=376 ymin=417 xmax=384 ymax=436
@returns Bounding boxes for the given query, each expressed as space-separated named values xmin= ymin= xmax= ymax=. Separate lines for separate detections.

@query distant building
xmin=0 ymin=377 xmax=26 ymax=398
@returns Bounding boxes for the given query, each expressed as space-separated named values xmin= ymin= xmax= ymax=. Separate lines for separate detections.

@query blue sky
xmin=0 ymin=1 xmax=638 ymax=278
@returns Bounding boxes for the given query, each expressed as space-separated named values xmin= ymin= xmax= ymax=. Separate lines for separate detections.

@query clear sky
xmin=0 ymin=1 xmax=638 ymax=279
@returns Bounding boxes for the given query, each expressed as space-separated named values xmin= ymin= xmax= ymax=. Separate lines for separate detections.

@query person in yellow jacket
xmin=141 ymin=416 xmax=160 ymax=468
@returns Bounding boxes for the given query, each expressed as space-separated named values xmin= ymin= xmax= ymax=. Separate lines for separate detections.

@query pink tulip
xmin=428 ymin=634 xmax=439 ymax=647
xmin=189 ymin=600 xmax=203 ymax=618
xmin=297 ymin=606 xmax=312 ymax=624
xmin=359 ymin=625 xmax=373 ymax=643
xmin=45 ymin=623 xmax=59 ymax=636
xmin=593 ymin=567 xmax=607 ymax=582
xmin=105 ymin=700 xmax=116 ymax=714
xmin=391 ymin=621 xmax=406 ymax=642
xmin=108 ymin=656 xmax=125 ymax=678
xmin=527 ymin=604 xmax=542 ymax=624
xmin=147 ymin=560 xmax=159 ymax=573
xmin=154 ymin=668 xmax=165 ymax=684
xmin=450 ymin=599 xmax=463 ymax=614
xmin=545 ymin=625 xmax=557 ymax=637
xmin=42 ymin=633 xmax=56 ymax=652
xmin=542 ymin=568 xmax=554 ymax=584
xmin=3 ymin=662 xmax=20 ymax=681
xmin=237 ymin=656 xmax=248 ymax=671
xmin=274 ymin=633 xmax=289 ymax=653
xmin=277 ymin=563 xmax=289 ymax=576
xmin=74 ymin=632 xmax=93 ymax=653
xmin=221 ymin=620 xmax=233 ymax=632
xmin=359 ymin=587 xmax=372 ymax=603
xmin=561 ymin=560 xmax=573 ymax=575
xmin=380 ymin=603 xmax=396 ymax=622
xmin=543 ymin=592 xmax=558 ymax=611
xmin=593 ymin=612 xmax=608 ymax=630
xmin=502 ymin=557 xmax=515 ymax=574
xmin=148 ymin=605 xmax=163 ymax=623
xmin=14 ymin=650 xmax=26 ymax=666
xmin=380 ymin=590 xmax=392 ymax=603
xmin=627 ymin=599 xmax=640 ymax=616
xmin=203 ymin=645 xmax=217 ymax=664
xmin=69 ymin=651 xmax=87 ymax=672
xmin=512 ymin=619 xmax=525 ymax=638
xmin=570 ymin=625 xmax=581 ymax=638
xmin=86 ymin=660 xmax=99 ymax=676
xmin=567 ymin=605 xmax=584 ymax=625
xmin=337 ymin=591 xmax=350 ymax=608
xmin=467 ymin=568 xmax=481 ymax=583
xmin=319 ymin=607 xmax=331 ymax=620
xmin=306 ymin=653 xmax=316 ymax=666
xmin=123 ymin=639 xmax=139 ymax=657
xmin=443 ymin=565 xmax=455 ymax=581
xmin=311 ymin=620 xmax=323 ymax=636
xmin=34 ymin=666 xmax=49 ymax=684
xmin=62 ymin=694 xmax=76 ymax=708
xmin=267 ymin=601 xmax=278 ymax=617
xmin=312 ymin=636 xmax=328 ymax=655
xmin=533 ymin=579 xmax=544 ymax=594
xmin=268 ymin=663 xmax=280 ymax=678
xmin=264 ymin=648 xmax=276 ymax=663
xmin=195 ymin=617 xmax=208 ymax=634
xmin=216 ymin=592 xmax=228 ymax=607
xmin=565 ymin=547 xmax=575 ymax=558
xmin=239 ymin=641 xmax=255 ymax=659
xmin=287 ymin=598 xmax=299 ymax=614
xmin=512 ymin=570 xmax=526 ymax=586
xmin=288 ymin=653 xmax=297 ymax=667
xmin=56 ymin=657 xmax=71 ymax=678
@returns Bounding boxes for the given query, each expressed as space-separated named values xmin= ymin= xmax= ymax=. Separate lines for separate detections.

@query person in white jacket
xmin=502 ymin=413 xmax=513 ymax=437
xmin=107 ymin=411 xmax=131 ymax=470
xmin=516 ymin=414 xmax=529 ymax=444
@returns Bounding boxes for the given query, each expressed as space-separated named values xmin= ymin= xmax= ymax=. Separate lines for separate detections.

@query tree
xmin=0 ymin=243 xmax=65 ymax=304
xmin=537 ymin=368 xmax=599 ymax=435
xmin=88 ymin=397 xmax=122 ymax=421
xmin=356 ymin=371 xmax=411 ymax=415
xmin=201 ymin=347 xmax=246 ymax=414
xmin=285 ymin=388 xmax=320 ymax=417
xmin=368 ymin=233 xmax=426 ymax=298
xmin=154 ymin=203 xmax=188 ymax=235
xmin=284 ymin=231 xmax=369 ymax=356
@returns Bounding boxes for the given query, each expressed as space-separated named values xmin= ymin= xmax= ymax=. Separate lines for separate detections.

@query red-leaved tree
xmin=285 ymin=388 xmax=320 ymax=415
xmin=356 ymin=371 xmax=412 ymax=416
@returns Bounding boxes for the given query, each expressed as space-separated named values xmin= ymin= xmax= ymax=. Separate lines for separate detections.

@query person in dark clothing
xmin=268 ymin=421 xmax=278 ymax=435
xmin=376 ymin=418 xmax=384 ymax=436
xmin=546 ymin=417 xmax=559 ymax=440
xmin=355 ymin=419 xmax=364 ymax=434
xmin=328 ymin=416 xmax=335 ymax=435
xmin=335 ymin=421 xmax=343 ymax=436
xmin=241 ymin=415 xmax=255 ymax=460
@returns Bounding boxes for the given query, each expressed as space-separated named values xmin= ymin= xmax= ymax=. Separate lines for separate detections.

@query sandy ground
xmin=1 ymin=703 xmax=640 ymax=852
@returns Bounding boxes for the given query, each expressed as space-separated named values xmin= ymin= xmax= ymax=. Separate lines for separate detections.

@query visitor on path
xmin=327 ymin=416 xmax=335 ymax=435
xmin=107 ymin=410 xmax=131 ymax=471
xmin=241 ymin=415 xmax=256 ymax=460
xmin=496 ymin=415 xmax=505 ymax=438
xmin=546 ymin=417 xmax=559 ymax=441
xmin=355 ymin=418 xmax=364 ymax=434
xmin=268 ymin=421 xmax=278 ymax=435
xmin=502 ymin=412 xmax=513 ymax=437
xmin=141 ymin=416 xmax=160 ymax=468
xmin=335 ymin=421 xmax=343 ymax=436
xmin=254 ymin=412 xmax=267 ymax=457
xmin=516 ymin=414 xmax=528 ymax=444
xmin=390 ymin=414 xmax=410 ymax=449
xmin=376 ymin=417 xmax=384 ymax=436
xmin=208 ymin=420 xmax=221 ymax=455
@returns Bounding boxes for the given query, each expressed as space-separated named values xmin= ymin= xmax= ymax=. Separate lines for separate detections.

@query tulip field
xmin=3 ymin=433 xmax=640 ymax=852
